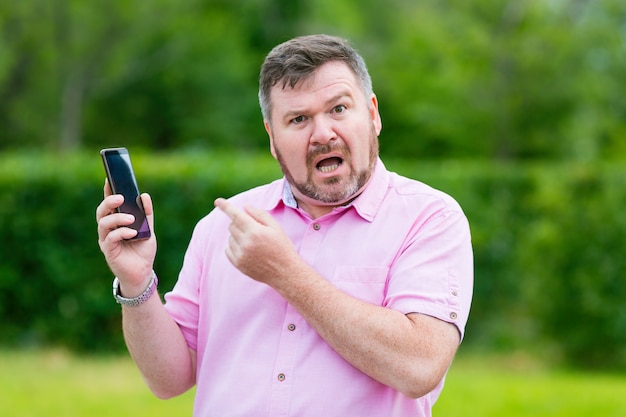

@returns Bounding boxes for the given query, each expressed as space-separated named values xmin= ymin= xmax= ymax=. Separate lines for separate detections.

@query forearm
xmin=121 ymin=292 xmax=196 ymax=399
xmin=97 ymin=191 xmax=194 ymax=396
xmin=274 ymin=261 xmax=458 ymax=398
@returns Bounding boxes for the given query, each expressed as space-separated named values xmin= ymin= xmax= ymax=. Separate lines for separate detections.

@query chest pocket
xmin=331 ymin=266 xmax=389 ymax=305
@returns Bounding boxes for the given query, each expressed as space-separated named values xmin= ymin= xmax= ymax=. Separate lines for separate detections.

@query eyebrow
xmin=325 ymin=92 xmax=353 ymax=107
xmin=282 ymin=91 xmax=354 ymax=121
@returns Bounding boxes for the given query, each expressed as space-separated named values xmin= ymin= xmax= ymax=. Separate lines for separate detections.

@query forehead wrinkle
xmin=275 ymin=84 xmax=353 ymax=120
xmin=270 ymin=62 xmax=361 ymax=122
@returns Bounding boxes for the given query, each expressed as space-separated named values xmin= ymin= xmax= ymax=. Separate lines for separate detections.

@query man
xmin=96 ymin=34 xmax=473 ymax=416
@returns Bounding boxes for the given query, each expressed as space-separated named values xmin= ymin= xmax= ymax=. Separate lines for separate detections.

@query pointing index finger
xmin=214 ymin=197 xmax=246 ymax=222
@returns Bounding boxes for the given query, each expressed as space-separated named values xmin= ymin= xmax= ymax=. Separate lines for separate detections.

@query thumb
xmin=140 ymin=193 xmax=156 ymax=234
xmin=140 ymin=193 xmax=153 ymax=216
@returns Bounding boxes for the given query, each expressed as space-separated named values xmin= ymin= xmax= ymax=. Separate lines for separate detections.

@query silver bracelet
xmin=112 ymin=271 xmax=158 ymax=307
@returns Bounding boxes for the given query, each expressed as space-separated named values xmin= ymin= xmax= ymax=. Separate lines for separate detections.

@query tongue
xmin=318 ymin=157 xmax=342 ymax=168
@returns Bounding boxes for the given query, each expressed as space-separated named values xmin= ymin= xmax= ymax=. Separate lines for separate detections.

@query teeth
xmin=319 ymin=164 xmax=339 ymax=173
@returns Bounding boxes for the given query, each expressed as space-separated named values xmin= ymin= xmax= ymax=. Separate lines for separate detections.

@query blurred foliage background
xmin=1 ymin=0 xmax=625 ymax=371
xmin=2 ymin=0 xmax=625 ymax=159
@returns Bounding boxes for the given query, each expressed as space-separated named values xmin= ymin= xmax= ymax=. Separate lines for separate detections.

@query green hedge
xmin=1 ymin=151 xmax=624 ymax=369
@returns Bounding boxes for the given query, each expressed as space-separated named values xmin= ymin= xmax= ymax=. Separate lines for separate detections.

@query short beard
xmin=275 ymin=126 xmax=379 ymax=204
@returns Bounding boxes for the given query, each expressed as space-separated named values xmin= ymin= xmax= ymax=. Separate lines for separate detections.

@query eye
xmin=291 ymin=115 xmax=306 ymax=124
xmin=332 ymin=104 xmax=347 ymax=114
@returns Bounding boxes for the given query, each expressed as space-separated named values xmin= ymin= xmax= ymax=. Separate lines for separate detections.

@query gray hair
xmin=258 ymin=34 xmax=373 ymax=122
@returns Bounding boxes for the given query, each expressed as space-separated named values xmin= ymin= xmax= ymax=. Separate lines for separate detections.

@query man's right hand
xmin=96 ymin=179 xmax=157 ymax=297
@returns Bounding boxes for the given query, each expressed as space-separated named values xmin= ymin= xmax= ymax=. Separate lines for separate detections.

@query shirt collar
xmin=349 ymin=158 xmax=389 ymax=222
xmin=270 ymin=158 xmax=389 ymax=222
xmin=282 ymin=180 xmax=299 ymax=209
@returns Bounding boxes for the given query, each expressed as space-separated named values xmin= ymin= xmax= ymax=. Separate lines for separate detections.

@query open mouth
xmin=316 ymin=157 xmax=343 ymax=173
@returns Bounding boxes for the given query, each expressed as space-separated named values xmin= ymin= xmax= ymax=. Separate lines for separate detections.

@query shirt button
xmin=288 ymin=324 xmax=296 ymax=331
xmin=450 ymin=312 xmax=458 ymax=320
xmin=313 ymin=223 xmax=321 ymax=231
xmin=277 ymin=373 xmax=286 ymax=382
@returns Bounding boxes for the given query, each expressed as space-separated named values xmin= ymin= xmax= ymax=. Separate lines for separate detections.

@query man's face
xmin=264 ymin=61 xmax=382 ymax=211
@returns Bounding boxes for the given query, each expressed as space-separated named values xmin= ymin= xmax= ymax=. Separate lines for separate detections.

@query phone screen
xmin=100 ymin=148 xmax=151 ymax=240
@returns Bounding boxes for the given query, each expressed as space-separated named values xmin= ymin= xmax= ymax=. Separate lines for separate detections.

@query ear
xmin=369 ymin=94 xmax=382 ymax=136
xmin=264 ymin=119 xmax=277 ymax=159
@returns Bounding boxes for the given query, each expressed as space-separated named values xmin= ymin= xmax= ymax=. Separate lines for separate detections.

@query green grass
xmin=0 ymin=349 xmax=195 ymax=416
xmin=435 ymin=353 xmax=626 ymax=416
xmin=2 ymin=350 xmax=625 ymax=416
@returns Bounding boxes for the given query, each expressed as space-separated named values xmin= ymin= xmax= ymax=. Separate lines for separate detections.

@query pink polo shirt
xmin=164 ymin=159 xmax=473 ymax=417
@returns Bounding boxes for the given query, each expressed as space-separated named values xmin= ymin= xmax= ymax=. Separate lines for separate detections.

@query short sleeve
xmin=385 ymin=207 xmax=473 ymax=340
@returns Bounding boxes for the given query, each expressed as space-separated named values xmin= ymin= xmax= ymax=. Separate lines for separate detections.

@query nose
xmin=309 ymin=116 xmax=337 ymax=145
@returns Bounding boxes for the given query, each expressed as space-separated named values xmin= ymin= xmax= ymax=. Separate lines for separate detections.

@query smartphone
xmin=100 ymin=147 xmax=151 ymax=240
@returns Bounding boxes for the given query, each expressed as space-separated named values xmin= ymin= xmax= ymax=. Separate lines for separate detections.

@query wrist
xmin=117 ymin=271 xmax=153 ymax=297
xmin=113 ymin=271 xmax=158 ymax=307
